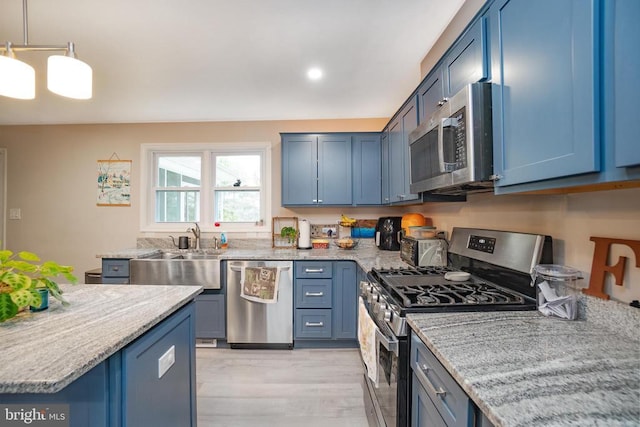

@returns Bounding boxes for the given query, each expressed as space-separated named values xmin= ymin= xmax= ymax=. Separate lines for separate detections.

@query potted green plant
xmin=0 ymin=248 xmax=77 ymax=322
xmin=280 ymin=226 xmax=298 ymax=244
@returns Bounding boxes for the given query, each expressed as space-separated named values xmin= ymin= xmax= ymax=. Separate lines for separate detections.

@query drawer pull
xmin=420 ymin=364 xmax=447 ymax=397
xmin=305 ymin=321 xmax=324 ymax=327
xmin=304 ymin=268 xmax=324 ymax=273
xmin=305 ymin=292 xmax=324 ymax=297
xmin=112 ymin=266 xmax=119 ymax=271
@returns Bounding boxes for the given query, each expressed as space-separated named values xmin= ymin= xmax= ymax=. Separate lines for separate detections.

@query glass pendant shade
xmin=0 ymin=55 xmax=36 ymax=99
xmin=47 ymin=55 xmax=93 ymax=99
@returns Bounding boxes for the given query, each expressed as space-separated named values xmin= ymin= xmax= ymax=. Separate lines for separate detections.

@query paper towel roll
xmin=298 ymin=219 xmax=311 ymax=249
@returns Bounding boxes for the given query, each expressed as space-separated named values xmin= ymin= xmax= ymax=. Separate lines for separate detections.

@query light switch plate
xmin=158 ymin=345 xmax=175 ymax=379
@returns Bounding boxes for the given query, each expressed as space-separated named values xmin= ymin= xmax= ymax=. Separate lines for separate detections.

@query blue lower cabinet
xmin=293 ymin=261 xmax=358 ymax=346
xmin=196 ymin=293 xmax=225 ymax=338
xmin=412 ymin=375 xmax=447 ymax=427
xmin=295 ymin=309 xmax=332 ymax=339
xmin=0 ymin=302 xmax=197 ymax=427
xmin=121 ymin=303 xmax=196 ymax=427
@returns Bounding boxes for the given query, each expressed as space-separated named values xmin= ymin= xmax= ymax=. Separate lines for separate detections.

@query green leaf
xmin=28 ymin=289 xmax=43 ymax=308
xmin=18 ymin=251 xmax=40 ymax=262
xmin=2 ymin=272 xmax=32 ymax=290
xmin=0 ymin=250 xmax=14 ymax=263
xmin=0 ymin=293 xmax=19 ymax=322
xmin=5 ymin=260 xmax=38 ymax=273
xmin=10 ymin=289 xmax=34 ymax=307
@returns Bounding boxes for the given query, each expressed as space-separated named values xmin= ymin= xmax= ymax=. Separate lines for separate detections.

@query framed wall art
xmin=97 ymin=154 xmax=131 ymax=206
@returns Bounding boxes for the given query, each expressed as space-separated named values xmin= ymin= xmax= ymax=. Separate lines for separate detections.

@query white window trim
xmin=140 ymin=142 xmax=272 ymax=233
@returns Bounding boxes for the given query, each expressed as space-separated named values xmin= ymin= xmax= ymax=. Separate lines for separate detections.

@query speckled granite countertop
xmin=0 ymin=284 xmax=202 ymax=394
xmin=407 ymin=306 xmax=640 ymax=427
xmin=98 ymin=240 xmax=408 ymax=272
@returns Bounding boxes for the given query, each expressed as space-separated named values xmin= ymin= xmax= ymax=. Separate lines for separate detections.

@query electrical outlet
xmin=9 ymin=208 xmax=21 ymax=220
xmin=158 ymin=345 xmax=175 ymax=379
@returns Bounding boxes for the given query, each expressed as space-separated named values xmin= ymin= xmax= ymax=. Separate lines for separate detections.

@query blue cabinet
xmin=332 ymin=261 xmax=358 ymax=340
xmin=444 ymin=17 xmax=488 ymax=98
xmin=0 ymin=302 xmax=197 ymax=427
xmin=352 ymin=133 xmax=382 ymax=205
xmin=381 ymin=127 xmax=391 ymax=204
xmin=122 ymin=303 xmax=196 ymax=427
xmin=283 ymin=133 xmax=383 ymax=206
xmin=388 ymin=97 xmax=420 ymax=204
xmin=490 ymin=0 xmax=599 ymax=188
xmin=195 ymin=292 xmax=225 ymax=339
xmin=419 ymin=18 xmax=488 ymax=124
xmin=608 ymin=0 xmax=640 ymax=169
xmin=101 ymin=258 xmax=129 ymax=284
xmin=418 ymin=66 xmax=445 ymax=124
xmin=293 ymin=261 xmax=358 ymax=345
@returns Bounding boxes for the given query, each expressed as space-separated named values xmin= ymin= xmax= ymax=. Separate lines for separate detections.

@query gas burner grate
xmin=395 ymin=282 xmax=524 ymax=308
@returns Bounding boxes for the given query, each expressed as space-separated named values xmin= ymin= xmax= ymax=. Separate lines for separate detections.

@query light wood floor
xmin=196 ymin=347 xmax=370 ymax=427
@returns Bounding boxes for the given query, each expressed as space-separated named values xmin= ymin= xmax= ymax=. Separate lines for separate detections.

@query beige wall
xmin=2 ymin=120 xmax=639 ymax=304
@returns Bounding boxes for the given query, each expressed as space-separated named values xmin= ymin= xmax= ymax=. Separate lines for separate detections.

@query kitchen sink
xmin=130 ymin=250 xmax=222 ymax=289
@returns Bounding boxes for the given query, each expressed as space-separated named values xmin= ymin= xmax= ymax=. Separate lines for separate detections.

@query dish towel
xmin=240 ymin=266 xmax=280 ymax=303
xmin=357 ymin=297 xmax=379 ymax=386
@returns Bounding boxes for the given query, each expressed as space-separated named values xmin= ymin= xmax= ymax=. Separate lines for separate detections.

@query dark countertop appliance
xmin=375 ymin=217 xmax=403 ymax=251
xmin=359 ymin=227 xmax=553 ymax=427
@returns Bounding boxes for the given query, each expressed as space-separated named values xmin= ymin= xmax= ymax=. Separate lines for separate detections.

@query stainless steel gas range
xmin=359 ymin=227 xmax=553 ymax=427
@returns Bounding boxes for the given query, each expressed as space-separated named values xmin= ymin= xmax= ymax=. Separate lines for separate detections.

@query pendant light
xmin=0 ymin=0 xmax=93 ymax=100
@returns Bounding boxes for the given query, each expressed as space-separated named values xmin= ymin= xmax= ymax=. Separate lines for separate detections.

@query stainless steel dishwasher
xmin=226 ymin=260 xmax=293 ymax=349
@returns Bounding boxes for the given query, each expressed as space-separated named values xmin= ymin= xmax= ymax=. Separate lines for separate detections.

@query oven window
xmin=410 ymin=126 xmax=441 ymax=182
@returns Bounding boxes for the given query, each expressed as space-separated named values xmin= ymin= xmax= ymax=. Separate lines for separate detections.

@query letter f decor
xmin=585 ymin=237 xmax=640 ymax=299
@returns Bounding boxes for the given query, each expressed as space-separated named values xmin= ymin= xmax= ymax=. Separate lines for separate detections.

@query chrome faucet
xmin=187 ymin=222 xmax=201 ymax=250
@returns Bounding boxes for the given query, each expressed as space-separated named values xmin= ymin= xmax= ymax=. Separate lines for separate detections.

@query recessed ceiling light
xmin=307 ymin=68 xmax=323 ymax=81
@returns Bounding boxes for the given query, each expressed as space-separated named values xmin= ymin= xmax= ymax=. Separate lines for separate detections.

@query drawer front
xmin=295 ymin=261 xmax=333 ymax=279
xmin=101 ymin=277 xmax=130 ymax=284
xmin=295 ymin=309 xmax=332 ymax=339
xmin=295 ymin=279 xmax=332 ymax=308
xmin=102 ymin=259 xmax=130 ymax=277
xmin=410 ymin=333 xmax=471 ymax=427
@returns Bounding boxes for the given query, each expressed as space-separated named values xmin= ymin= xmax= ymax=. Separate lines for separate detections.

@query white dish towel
xmin=357 ymin=297 xmax=379 ymax=386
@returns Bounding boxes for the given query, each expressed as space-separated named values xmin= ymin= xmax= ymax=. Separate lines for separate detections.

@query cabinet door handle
xmin=305 ymin=292 xmax=324 ymax=297
xmin=305 ymin=321 xmax=324 ymax=327
xmin=420 ymin=364 xmax=447 ymax=397
xmin=437 ymin=97 xmax=449 ymax=107
xmin=304 ymin=268 xmax=324 ymax=273
xmin=317 ymin=199 xmax=323 ymax=203
xmin=112 ymin=266 xmax=119 ymax=271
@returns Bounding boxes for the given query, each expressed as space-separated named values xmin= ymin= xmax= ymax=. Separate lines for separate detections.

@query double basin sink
xmin=129 ymin=250 xmax=222 ymax=289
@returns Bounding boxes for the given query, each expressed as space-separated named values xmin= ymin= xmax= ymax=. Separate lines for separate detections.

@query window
xmin=141 ymin=143 xmax=271 ymax=232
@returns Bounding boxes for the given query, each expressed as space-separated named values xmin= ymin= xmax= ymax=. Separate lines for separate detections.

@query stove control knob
xmin=377 ymin=302 xmax=388 ymax=312
xmin=383 ymin=310 xmax=392 ymax=322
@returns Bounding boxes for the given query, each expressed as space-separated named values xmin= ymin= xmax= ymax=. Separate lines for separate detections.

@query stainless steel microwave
xmin=409 ymin=82 xmax=494 ymax=195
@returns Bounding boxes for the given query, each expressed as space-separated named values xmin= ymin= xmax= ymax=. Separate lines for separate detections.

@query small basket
xmin=334 ymin=238 xmax=359 ymax=250
xmin=312 ymin=239 xmax=329 ymax=249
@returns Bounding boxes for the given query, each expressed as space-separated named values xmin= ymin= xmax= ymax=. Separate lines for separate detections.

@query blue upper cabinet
xmin=444 ymin=17 xmax=489 ymax=98
xmin=282 ymin=133 xmax=383 ymax=206
xmin=418 ymin=17 xmax=488 ymax=124
xmin=609 ymin=0 xmax=640 ymax=169
xmin=317 ymin=134 xmax=352 ymax=205
xmin=352 ymin=133 xmax=382 ymax=205
xmin=381 ymin=128 xmax=391 ymax=204
xmin=388 ymin=97 xmax=420 ymax=204
xmin=418 ymin=66 xmax=445 ymax=124
xmin=281 ymin=134 xmax=318 ymax=205
xmin=489 ymin=0 xmax=599 ymax=189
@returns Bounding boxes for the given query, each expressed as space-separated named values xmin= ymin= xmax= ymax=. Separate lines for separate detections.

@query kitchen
xmin=1 ymin=0 xmax=639 ymax=426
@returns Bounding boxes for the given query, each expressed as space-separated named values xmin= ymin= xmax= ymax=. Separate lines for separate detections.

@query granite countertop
xmin=98 ymin=240 xmax=408 ymax=272
xmin=407 ymin=308 xmax=640 ymax=427
xmin=0 ymin=284 xmax=202 ymax=394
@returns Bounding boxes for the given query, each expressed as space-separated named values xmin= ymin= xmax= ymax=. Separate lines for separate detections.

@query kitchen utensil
xmin=178 ymin=236 xmax=190 ymax=249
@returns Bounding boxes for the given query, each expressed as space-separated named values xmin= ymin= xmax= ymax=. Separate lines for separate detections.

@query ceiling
xmin=0 ymin=0 xmax=465 ymax=125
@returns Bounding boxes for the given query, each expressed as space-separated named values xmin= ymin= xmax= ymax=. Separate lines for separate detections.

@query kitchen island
xmin=407 ymin=302 xmax=640 ymax=427
xmin=0 ymin=284 xmax=202 ymax=427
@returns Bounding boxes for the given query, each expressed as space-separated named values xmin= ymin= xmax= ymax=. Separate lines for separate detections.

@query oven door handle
xmin=375 ymin=323 xmax=399 ymax=356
